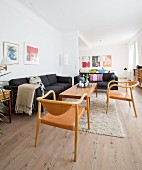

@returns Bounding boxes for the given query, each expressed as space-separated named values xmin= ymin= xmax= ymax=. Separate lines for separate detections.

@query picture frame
xmin=24 ymin=43 xmax=39 ymax=65
xmin=82 ymin=56 xmax=90 ymax=68
xmin=103 ymin=55 xmax=112 ymax=67
xmin=92 ymin=56 xmax=101 ymax=67
xmin=3 ymin=41 xmax=19 ymax=64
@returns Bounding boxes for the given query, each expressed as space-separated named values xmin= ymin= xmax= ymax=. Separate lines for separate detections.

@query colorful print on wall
xmin=103 ymin=55 xmax=112 ymax=67
xmin=24 ymin=43 xmax=39 ymax=65
xmin=3 ymin=41 xmax=19 ymax=64
xmin=82 ymin=56 xmax=90 ymax=68
xmin=92 ymin=56 xmax=100 ymax=67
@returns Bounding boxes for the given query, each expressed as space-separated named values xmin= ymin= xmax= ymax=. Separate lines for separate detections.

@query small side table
xmin=0 ymin=90 xmax=12 ymax=123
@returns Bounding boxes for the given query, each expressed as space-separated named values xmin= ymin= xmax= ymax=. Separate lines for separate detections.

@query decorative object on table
xmin=78 ymin=74 xmax=90 ymax=87
xmin=24 ymin=43 xmax=39 ymax=65
xmin=3 ymin=41 xmax=19 ymax=64
xmin=82 ymin=56 xmax=90 ymax=68
xmin=124 ymin=67 xmax=127 ymax=79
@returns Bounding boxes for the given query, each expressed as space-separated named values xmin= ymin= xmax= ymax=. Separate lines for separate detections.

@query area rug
xmin=78 ymin=92 xmax=125 ymax=138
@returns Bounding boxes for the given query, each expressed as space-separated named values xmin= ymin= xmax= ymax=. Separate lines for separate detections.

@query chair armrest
xmin=57 ymin=76 xmax=72 ymax=84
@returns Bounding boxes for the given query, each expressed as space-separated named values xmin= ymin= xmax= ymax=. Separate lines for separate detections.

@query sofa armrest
xmin=57 ymin=76 xmax=72 ymax=84
xmin=74 ymin=75 xmax=80 ymax=85
xmin=4 ymin=85 xmax=18 ymax=95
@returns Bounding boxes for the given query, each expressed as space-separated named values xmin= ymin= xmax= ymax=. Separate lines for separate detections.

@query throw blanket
xmin=15 ymin=84 xmax=40 ymax=115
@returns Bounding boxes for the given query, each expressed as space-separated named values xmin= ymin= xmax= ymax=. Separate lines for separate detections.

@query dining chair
xmin=106 ymin=80 xmax=139 ymax=117
xmin=35 ymin=90 xmax=90 ymax=162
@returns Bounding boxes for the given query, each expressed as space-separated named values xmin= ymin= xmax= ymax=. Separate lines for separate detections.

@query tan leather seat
xmin=106 ymin=80 xmax=139 ymax=117
xmin=35 ymin=90 xmax=90 ymax=162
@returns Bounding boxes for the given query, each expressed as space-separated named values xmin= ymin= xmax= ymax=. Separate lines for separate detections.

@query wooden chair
xmin=106 ymin=80 xmax=139 ymax=117
xmin=35 ymin=90 xmax=90 ymax=162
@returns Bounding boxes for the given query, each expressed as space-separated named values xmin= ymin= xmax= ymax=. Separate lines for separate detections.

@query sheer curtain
xmin=128 ymin=41 xmax=138 ymax=80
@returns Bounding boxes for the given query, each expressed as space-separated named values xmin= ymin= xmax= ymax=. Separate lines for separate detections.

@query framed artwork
xmin=3 ymin=41 xmax=19 ymax=64
xmin=92 ymin=56 xmax=100 ymax=67
xmin=24 ymin=43 xmax=39 ymax=65
xmin=82 ymin=56 xmax=90 ymax=68
xmin=103 ymin=55 xmax=112 ymax=67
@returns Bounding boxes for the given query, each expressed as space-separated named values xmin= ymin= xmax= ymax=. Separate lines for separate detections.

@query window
xmin=128 ymin=41 xmax=139 ymax=70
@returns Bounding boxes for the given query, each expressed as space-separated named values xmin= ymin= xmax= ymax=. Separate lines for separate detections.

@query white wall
xmin=62 ymin=32 xmax=79 ymax=78
xmin=0 ymin=0 xmax=62 ymax=81
xmin=79 ymin=44 xmax=129 ymax=78
xmin=129 ymin=27 xmax=142 ymax=65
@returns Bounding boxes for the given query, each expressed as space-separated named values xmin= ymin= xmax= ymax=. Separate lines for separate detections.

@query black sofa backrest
xmin=102 ymin=73 xmax=115 ymax=81
xmin=39 ymin=75 xmax=50 ymax=86
xmin=9 ymin=78 xmax=29 ymax=86
xmin=46 ymin=74 xmax=57 ymax=85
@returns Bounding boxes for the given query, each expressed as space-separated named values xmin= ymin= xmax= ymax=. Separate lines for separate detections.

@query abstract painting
xmin=3 ymin=41 xmax=19 ymax=64
xmin=82 ymin=56 xmax=90 ymax=68
xmin=92 ymin=56 xmax=100 ymax=67
xmin=24 ymin=43 xmax=39 ymax=65
xmin=103 ymin=55 xmax=112 ymax=67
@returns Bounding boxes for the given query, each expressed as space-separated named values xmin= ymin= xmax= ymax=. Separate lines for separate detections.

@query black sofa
xmin=4 ymin=74 xmax=72 ymax=111
xmin=74 ymin=72 xmax=118 ymax=90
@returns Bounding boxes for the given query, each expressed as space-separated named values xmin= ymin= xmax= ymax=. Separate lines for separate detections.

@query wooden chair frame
xmin=106 ymin=80 xmax=139 ymax=117
xmin=35 ymin=90 xmax=90 ymax=162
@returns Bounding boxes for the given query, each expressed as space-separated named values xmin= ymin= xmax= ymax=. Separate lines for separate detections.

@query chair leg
xmin=74 ymin=129 xmax=78 ymax=162
xmin=130 ymin=89 xmax=137 ymax=117
xmin=106 ymin=98 xmax=109 ymax=114
xmin=131 ymin=100 xmax=137 ymax=117
xmin=35 ymin=120 xmax=40 ymax=147
xmin=87 ymin=98 xmax=90 ymax=130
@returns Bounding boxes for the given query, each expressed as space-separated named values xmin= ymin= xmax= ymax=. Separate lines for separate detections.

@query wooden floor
xmin=0 ymin=87 xmax=142 ymax=170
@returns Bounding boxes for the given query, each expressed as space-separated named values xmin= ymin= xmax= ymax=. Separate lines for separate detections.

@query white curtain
xmin=128 ymin=41 xmax=138 ymax=80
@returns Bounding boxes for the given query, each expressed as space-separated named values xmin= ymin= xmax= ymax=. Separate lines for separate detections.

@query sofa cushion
xmin=110 ymin=74 xmax=116 ymax=81
xmin=9 ymin=78 xmax=29 ymax=86
xmin=53 ymin=83 xmax=71 ymax=90
xmin=103 ymin=73 xmax=114 ymax=81
xmin=45 ymin=85 xmax=64 ymax=94
xmin=40 ymin=75 xmax=50 ymax=86
xmin=57 ymin=76 xmax=71 ymax=84
xmin=47 ymin=74 xmax=57 ymax=85
xmin=97 ymin=81 xmax=108 ymax=87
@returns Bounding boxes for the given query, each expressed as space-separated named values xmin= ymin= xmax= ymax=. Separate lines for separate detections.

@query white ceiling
xmin=17 ymin=0 xmax=142 ymax=47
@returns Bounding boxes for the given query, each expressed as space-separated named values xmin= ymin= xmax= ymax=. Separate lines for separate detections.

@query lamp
xmin=124 ymin=67 xmax=127 ymax=79
xmin=0 ymin=57 xmax=13 ymax=70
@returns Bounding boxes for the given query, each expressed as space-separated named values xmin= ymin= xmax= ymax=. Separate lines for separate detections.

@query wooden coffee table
xmin=59 ymin=83 xmax=97 ymax=109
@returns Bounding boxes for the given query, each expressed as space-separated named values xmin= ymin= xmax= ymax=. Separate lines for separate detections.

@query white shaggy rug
xmin=78 ymin=92 xmax=125 ymax=138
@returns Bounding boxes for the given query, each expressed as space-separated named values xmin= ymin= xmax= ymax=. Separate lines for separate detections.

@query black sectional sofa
xmin=74 ymin=72 xmax=118 ymax=90
xmin=4 ymin=74 xmax=72 ymax=111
